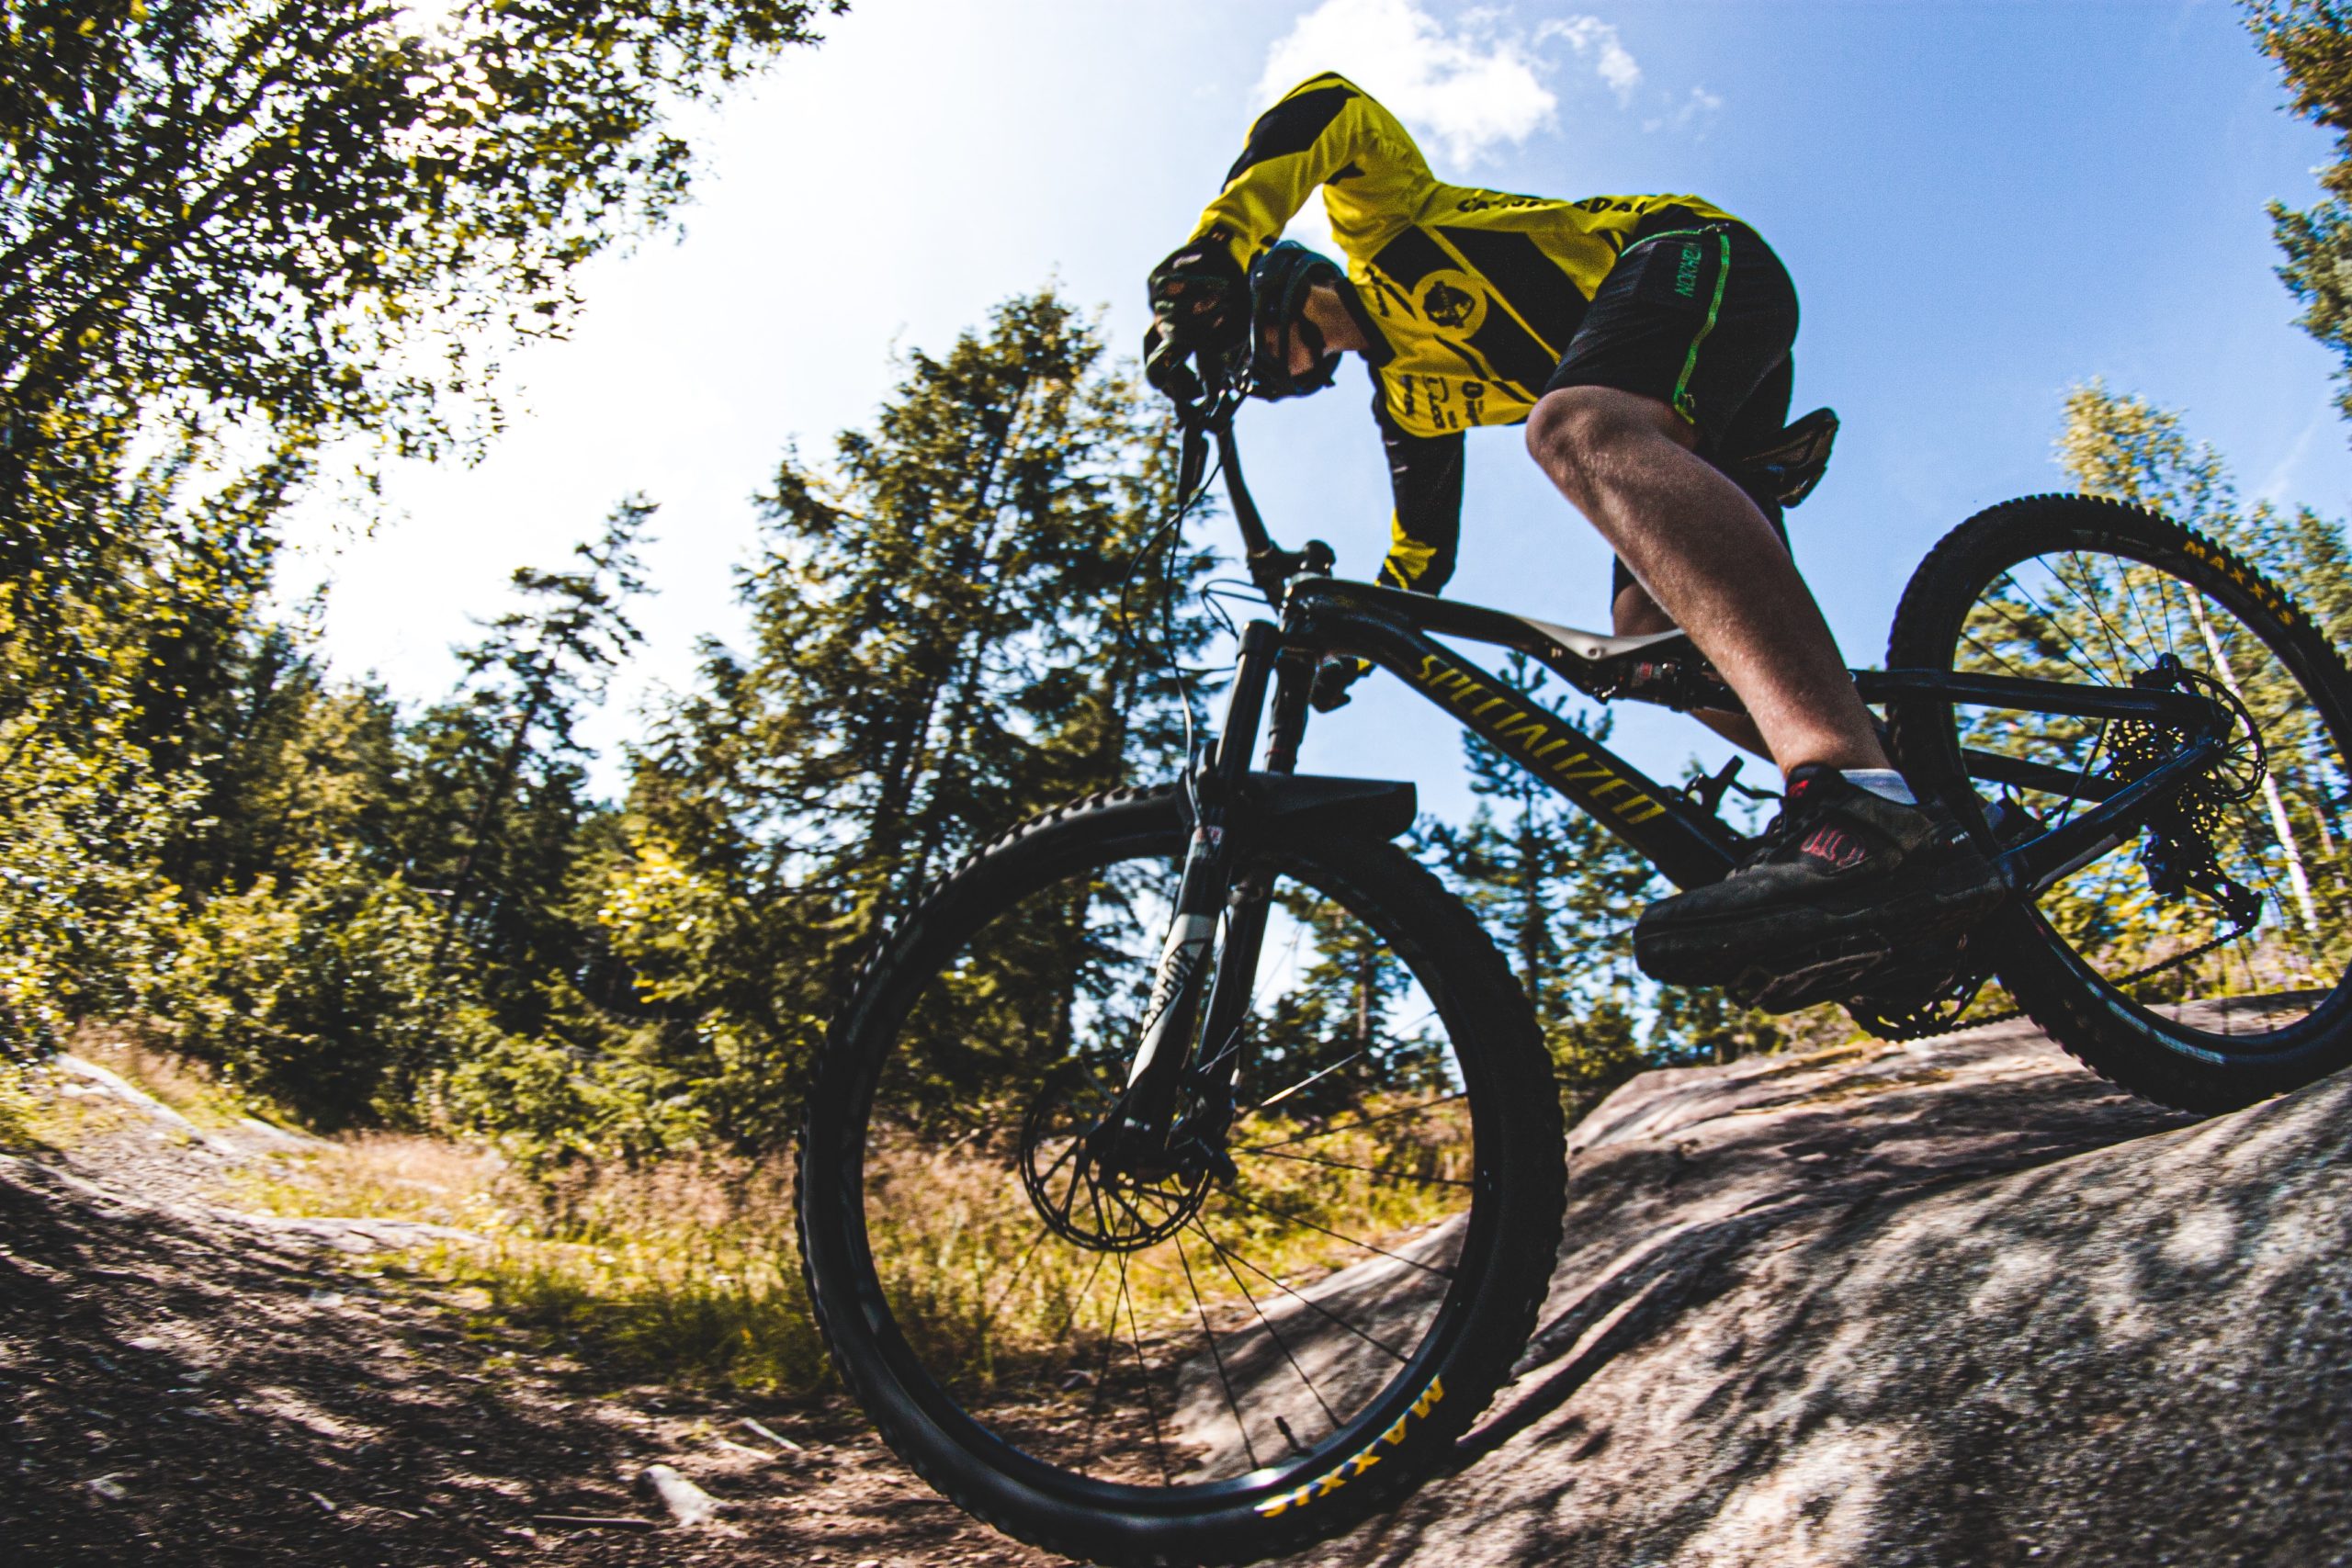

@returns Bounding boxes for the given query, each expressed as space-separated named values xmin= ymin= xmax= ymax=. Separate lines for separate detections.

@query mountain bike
xmin=797 ymin=352 xmax=2352 ymax=1566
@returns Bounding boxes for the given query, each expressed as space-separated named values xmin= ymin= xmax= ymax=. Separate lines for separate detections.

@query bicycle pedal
xmin=1726 ymin=941 xmax=1895 ymax=1014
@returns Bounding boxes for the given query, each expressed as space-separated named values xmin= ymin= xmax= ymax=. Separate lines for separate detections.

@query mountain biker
xmin=1146 ymin=72 xmax=2004 ymax=1004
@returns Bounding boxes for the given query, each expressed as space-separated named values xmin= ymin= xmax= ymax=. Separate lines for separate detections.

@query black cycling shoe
xmin=1309 ymin=654 xmax=1369 ymax=712
xmin=1634 ymin=764 xmax=2007 ymax=1011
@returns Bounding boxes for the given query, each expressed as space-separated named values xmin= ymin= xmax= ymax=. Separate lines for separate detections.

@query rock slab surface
xmin=1279 ymin=1021 xmax=2352 ymax=1568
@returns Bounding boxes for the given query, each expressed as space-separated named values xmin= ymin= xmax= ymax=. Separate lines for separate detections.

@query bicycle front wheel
xmin=797 ymin=784 xmax=1564 ymax=1566
xmin=1887 ymin=493 xmax=2352 ymax=1111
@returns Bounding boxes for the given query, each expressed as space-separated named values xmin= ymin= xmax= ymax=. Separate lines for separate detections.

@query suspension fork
xmin=1110 ymin=622 xmax=1304 ymax=1159
xmin=1191 ymin=640 xmax=1317 ymax=1122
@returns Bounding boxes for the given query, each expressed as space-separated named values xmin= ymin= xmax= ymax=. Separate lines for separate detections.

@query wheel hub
xmin=1017 ymin=1062 xmax=1217 ymax=1253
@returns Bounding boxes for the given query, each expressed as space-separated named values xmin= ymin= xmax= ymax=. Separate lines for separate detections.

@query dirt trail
xmin=7 ymin=1023 xmax=2350 ymax=1566
xmin=0 ymin=1066 xmax=1061 ymax=1566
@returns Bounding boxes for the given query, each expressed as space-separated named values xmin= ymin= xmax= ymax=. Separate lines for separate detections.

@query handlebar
xmin=1159 ymin=344 xmax=1335 ymax=604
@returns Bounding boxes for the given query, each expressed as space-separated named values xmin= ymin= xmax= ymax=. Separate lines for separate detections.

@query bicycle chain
xmin=1891 ymin=917 xmax=2256 ymax=1041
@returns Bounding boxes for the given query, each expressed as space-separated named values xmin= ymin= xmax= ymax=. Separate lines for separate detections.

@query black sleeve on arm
xmin=1373 ymin=397 xmax=1464 ymax=595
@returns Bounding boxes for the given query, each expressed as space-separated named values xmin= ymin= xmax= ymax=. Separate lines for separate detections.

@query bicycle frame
xmin=1104 ymin=396 xmax=2233 ymax=1156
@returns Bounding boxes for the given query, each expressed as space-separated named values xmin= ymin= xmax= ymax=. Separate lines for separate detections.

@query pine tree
xmin=600 ymin=291 xmax=1208 ymax=1146
xmin=2054 ymin=382 xmax=2352 ymax=970
xmin=2247 ymin=2 xmax=2352 ymax=423
xmin=416 ymin=502 xmax=650 ymax=1028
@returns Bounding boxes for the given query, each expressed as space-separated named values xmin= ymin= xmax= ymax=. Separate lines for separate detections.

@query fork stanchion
xmin=1211 ymin=622 xmax=1280 ymax=786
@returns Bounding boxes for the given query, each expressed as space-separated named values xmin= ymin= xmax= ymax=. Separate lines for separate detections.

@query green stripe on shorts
xmin=1671 ymin=231 xmax=1733 ymax=424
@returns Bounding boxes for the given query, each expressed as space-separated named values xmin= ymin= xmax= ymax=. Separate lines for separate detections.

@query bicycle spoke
xmin=1218 ymin=1187 xmax=1455 ymax=1279
xmin=2059 ymin=548 xmax=2141 ymax=678
xmin=1960 ymin=628 xmax=2043 ymax=683
xmin=1187 ymin=1220 xmax=1349 ymax=1437
xmin=1235 ymin=1146 xmax=1472 ymax=1188
xmin=1078 ymin=1270 xmax=1124 ymax=1478
xmin=835 ymin=791 xmax=1527 ymax=1507
xmin=1250 ymin=1048 xmax=1366 ymax=1114
xmin=1173 ymin=1228 xmax=1262 ymax=1472
xmin=1117 ymin=1252 xmax=1172 ymax=1486
xmin=1192 ymin=1215 xmax=1416 ymax=1364
xmin=978 ymin=1222 xmax=1053 ymax=1340
xmin=1237 ymin=1091 xmax=1468 ymax=1152
xmin=1047 ymin=1249 xmax=1114 ymax=1354
xmin=1983 ymin=569 xmax=2110 ymax=687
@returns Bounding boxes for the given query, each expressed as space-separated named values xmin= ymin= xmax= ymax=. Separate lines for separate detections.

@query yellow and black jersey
xmin=1189 ymin=72 xmax=1741 ymax=441
xmin=1187 ymin=72 xmax=1747 ymax=596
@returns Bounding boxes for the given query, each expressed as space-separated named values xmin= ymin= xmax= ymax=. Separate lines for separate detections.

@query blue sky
xmin=288 ymin=0 xmax=2352 ymax=821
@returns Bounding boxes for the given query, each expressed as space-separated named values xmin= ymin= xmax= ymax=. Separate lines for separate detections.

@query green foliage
xmin=0 ymin=0 xmax=841 ymax=1118
xmin=2248 ymin=1 xmax=2352 ymax=423
xmin=411 ymin=501 xmax=650 ymax=1035
xmin=1645 ymin=985 xmax=1792 ymax=1069
xmin=0 ymin=1056 xmax=40 ymax=1146
xmin=2062 ymin=380 xmax=2352 ymax=649
xmin=600 ymin=290 xmax=1209 ymax=1148
xmin=435 ymin=1032 xmax=696 ymax=1170
xmin=0 ymin=0 xmax=842 ymax=794
xmin=0 ymin=434 xmax=281 ymax=1053
xmin=154 ymin=852 xmax=458 ymax=1126
xmin=0 ymin=0 xmax=845 ymax=467
xmin=1250 ymin=884 xmax=1440 ymax=1122
xmin=2026 ymin=384 xmax=2352 ymax=989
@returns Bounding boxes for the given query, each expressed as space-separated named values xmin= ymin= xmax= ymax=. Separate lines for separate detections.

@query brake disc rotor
xmin=1017 ymin=1059 xmax=1212 ymax=1253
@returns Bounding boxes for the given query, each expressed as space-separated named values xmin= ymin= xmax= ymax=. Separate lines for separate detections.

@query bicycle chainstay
xmin=1856 ymin=915 xmax=2258 ymax=1042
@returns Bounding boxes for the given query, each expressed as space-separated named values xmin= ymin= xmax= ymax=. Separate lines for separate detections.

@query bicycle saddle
xmin=1725 ymin=406 xmax=1838 ymax=508
xmin=1514 ymin=619 xmax=1692 ymax=665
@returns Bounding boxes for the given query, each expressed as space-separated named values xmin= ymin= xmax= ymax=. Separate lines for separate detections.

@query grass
xmin=7 ymin=1026 xmax=1486 ymax=1416
xmin=0 ymin=1056 xmax=40 ymax=1148
xmin=858 ymin=1097 xmax=1473 ymax=1394
xmin=233 ymin=1132 xmax=834 ymax=1393
xmin=29 ymin=1034 xmax=1475 ymax=1406
xmin=218 ymin=1091 xmax=1473 ymax=1404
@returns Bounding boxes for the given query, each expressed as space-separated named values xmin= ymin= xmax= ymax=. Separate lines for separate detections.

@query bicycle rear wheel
xmin=797 ymin=785 xmax=1564 ymax=1566
xmin=1887 ymin=493 xmax=2352 ymax=1111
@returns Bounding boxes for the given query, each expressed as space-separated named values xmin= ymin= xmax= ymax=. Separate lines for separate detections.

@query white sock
xmin=1841 ymin=768 xmax=1917 ymax=806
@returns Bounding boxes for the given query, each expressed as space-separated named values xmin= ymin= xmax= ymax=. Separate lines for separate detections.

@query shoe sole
xmin=1634 ymin=865 xmax=2007 ymax=992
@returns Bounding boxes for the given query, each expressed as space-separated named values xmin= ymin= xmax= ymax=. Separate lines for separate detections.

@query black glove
xmin=1148 ymin=233 xmax=1248 ymax=354
xmin=1142 ymin=320 xmax=1203 ymax=400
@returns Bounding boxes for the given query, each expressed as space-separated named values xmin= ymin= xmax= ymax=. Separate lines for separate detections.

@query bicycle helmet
xmin=1247 ymin=241 xmax=1344 ymax=400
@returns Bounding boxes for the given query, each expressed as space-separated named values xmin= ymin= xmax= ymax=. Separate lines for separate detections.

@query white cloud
xmin=1537 ymin=16 xmax=1641 ymax=106
xmin=1256 ymin=6 xmax=1710 ymax=178
xmin=1644 ymin=85 xmax=1724 ymax=137
xmin=1259 ymin=0 xmax=1631 ymax=167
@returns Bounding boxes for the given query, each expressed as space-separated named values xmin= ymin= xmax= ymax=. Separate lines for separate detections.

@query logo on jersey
xmin=1421 ymin=279 xmax=1475 ymax=329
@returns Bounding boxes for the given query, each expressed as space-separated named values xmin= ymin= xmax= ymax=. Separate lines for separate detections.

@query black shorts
xmin=1542 ymin=222 xmax=1799 ymax=601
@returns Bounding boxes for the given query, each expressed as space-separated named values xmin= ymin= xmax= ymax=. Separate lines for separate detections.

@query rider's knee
xmin=1526 ymin=386 xmax=1664 ymax=506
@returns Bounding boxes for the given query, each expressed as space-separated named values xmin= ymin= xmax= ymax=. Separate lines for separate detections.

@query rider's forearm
xmin=1374 ymin=410 xmax=1463 ymax=593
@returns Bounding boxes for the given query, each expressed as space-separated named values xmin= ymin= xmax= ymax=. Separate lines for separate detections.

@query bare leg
xmin=1611 ymin=581 xmax=1773 ymax=759
xmin=1528 ymin=385 xmax=1887 ymax=775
